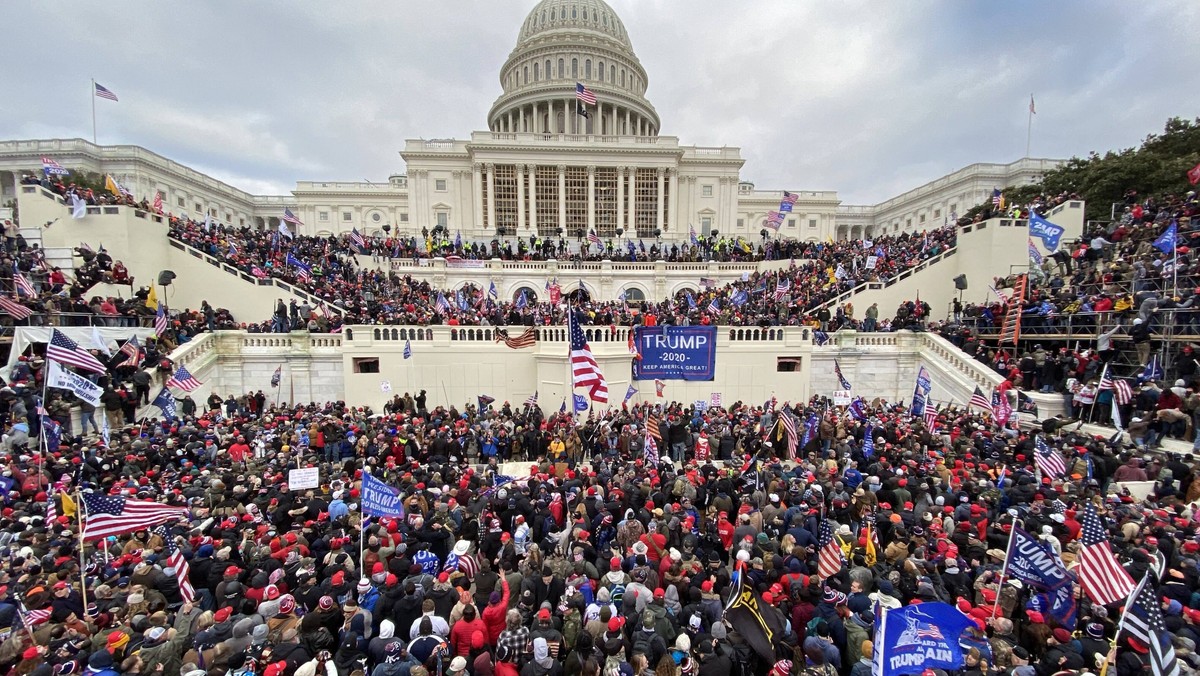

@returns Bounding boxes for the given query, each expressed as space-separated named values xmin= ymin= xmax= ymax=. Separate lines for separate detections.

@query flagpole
xmin=991 ymin=517 xmax=1021 ymax=619
xmin=90 ymin=79 xmax=97 ymax=144
xmin=76 ymin=490 xmax=90 ymax=621
xmin=1025 ymin=93 xmax=1033 ymax=158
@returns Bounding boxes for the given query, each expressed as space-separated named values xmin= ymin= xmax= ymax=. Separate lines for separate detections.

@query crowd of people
xmin=0 ymin=371 xmax=1196 ymax=676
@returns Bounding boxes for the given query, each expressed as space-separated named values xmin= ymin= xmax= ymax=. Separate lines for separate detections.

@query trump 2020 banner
xmin=873 ymin=602 xmax=973 ymax=676
xmin=632 ymin=326 xmax=717 ymax=381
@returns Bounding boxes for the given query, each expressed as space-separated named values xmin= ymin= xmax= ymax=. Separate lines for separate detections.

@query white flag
xmin=203 ymin=214 xmax=212 ymax=231
xmin=46 ymin=360 xmax=103 ymax=407
xmin=71 ymin=195 xmax=87 ymax=219
xmin=90 ymin=327 xmax=112 ymax=356
xmin=278 ymin=222 xmax=293 ymax=239
xmin=1111 ymin=396 xmax=1124 ymax=431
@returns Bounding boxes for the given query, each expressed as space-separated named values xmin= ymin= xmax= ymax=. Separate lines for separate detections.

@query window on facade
xmin=700 ymin=217 xmax=712 ymax=235
xmin=620 ymin=70 xmax=625 ymax=86
xmin=788 ymin=219 xmax=796 ymax=228
xmin=319 ymin=211 xmax=329 ymax=222
xmin=634 ymin=168 xmax=658 ymax=238
xmin=435 ymin=179 xmax=447 ymax=191
xmin=535 ymin=166 xmax=559 ymax=236
xmin=558 ymin=59 xmax=564 ymax=78
xmin=809 ymin=219 xmax=817 ymax=228
xmin=437 ymin=212 xmax=448 ymax=228
xmin=239 ymin=218 xmax=245 ymax=226
xmin=399 ymin=213 xmax=408 ymax=222
xmin=594 ymin=167 xmax=618 ymax=237
xmin=533 ymin=62 xmax=539 ymax=81
xmin=565 ymin=167 xmax=588 ymax=238
xmin=950 ymin=203 xmax=957 ymax=215
xmin=194 ymin=202 xmax=202 ymax=212
xmin=523 ymin=66 xmax=528 ymax=84
xmin=353 ymin=357 xmax=380 ymax=374
xmin=702 ymin=185 xmax=713 ymax=197
xmin=919 ymin=214 xmax=926 ymax=223
xmin=933 ymin=209 xmax=941 ymax=218
xmin=571 ymin=6 xmax=576 ymax=18
xmin=572 ymin=59 xmax=578 ymax=77
xmin=176 ymin=197 xmax=184 ymax=207
xmin=906 ymin=218 xmax=912 ymax=228
xmin=598 ymin=61 xmax=604 ymax=81
xmin=777 ymin=357 xmax=802 ymax=372
xmin=343 ymin=212 xmax=352 ymax=222
xmin=585 ymin=60 xmax=591 ymax=79
xmin=610 ymin=65 xmax=616 ymax=82
xmin=493 ymin=164 xmax=517 ymax=234
xmin=737 ymin=219 xmax=744 ymax=228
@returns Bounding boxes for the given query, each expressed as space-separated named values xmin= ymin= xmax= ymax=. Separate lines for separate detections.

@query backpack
xmin=632 ymin=630 xmax=656 ymax=661
xmin=608 ymin=582 xmax=625 ymax=607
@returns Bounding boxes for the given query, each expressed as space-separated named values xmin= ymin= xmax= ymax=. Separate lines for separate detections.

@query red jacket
xmin=482 ymin=578 xmax=510 ymax=645
xmin=450 ymin=616 xmax=488 ymax=656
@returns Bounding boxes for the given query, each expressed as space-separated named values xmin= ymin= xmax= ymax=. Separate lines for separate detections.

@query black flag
xmin=724 ymin=571 xmax=784 ymax=662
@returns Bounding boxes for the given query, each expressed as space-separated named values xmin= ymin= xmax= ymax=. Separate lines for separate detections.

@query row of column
xmin=473 ymin=163 xmax=676 ymax=233
xmin=495 ymin=100 xmax=657 ymax=136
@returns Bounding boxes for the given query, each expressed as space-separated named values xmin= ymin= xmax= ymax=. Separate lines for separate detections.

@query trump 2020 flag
xmin=874 ymin=602 xmax=974 ymax=676
xmin=1154 ymin=221 xmax=1178 ymax=255
xmin=152 ymin=388 xmax=178 ymax=420
xmin=1028 ymin=210 xmax=1065 ymax=251
xmin=909 ymin=366 xmax=932 ymax=417
xmin=361 ymin=472 xmax=406 ymax=518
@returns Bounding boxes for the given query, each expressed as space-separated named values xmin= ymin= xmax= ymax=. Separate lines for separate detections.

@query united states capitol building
xmin=0 ymin=0 xmax=1058 ymax=246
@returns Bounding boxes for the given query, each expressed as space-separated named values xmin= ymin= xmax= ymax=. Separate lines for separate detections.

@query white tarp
xmin=5 ymin=326 xmax=157 ymax=379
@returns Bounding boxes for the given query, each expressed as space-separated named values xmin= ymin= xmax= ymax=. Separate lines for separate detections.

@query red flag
xmin=1189 ymin=161 xmax=1200 ymax=186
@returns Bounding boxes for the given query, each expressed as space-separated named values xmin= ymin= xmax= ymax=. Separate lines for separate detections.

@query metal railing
xmin=959 ymin=307 xmax=1200 ymax=340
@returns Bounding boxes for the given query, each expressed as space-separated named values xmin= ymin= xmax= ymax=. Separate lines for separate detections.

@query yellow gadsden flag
xmin=863 ymin=523 xmax=877 ymax=566
xmin=60 ymin=491 xmax=77 ymax=519
xmin=145 ymin=284 xmax=158 ymax=310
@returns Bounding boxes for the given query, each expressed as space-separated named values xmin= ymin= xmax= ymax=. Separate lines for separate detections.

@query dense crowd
xmin=0 ymin=372 xmax=1196 ymax=676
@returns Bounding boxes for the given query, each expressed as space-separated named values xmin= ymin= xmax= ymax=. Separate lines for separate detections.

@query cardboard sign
xmin=288 ymin=467 xmax=320 ymax=491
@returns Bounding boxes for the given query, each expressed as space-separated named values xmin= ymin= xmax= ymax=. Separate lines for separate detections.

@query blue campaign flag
xmin=1139 ymin=354 xmax=1164 ymax=383
xmin=515 ymin=290 xmax=528 ymax=309
xmin=731 ymin=290 xmax=748 ymax=306
xmin=849 ymin=398 xmax=868 ymax=422
xmin=1029 ymin=583 xmax=1078 ymax=631
xmin=909 ymin=366 xmax=932 ymax=417
xmin=403 ymin=340 xmax=412 ymax=360
xmin=833 ymin=359 xmax=852 ymax=390
xmin=1028 ymin=238 xmax=1043 ymax=265
xmin=573 ymin=393 xmax=588 ymax=414
xmin=801 ymin=414 xmax=818 ymax=447
xmin=873 ymin=602 xmax=974 ymax=676
xmin=813 ymin=330 xmax=830 ymax=346
xmin=624 ymin=384 xmax=637 ymax=402
xmin=1154 ymin=221 xmax=1178 ymax=255
xmin=1005 ymin=525 xmax=1073 ymax=590
xmin=862 ymin=425 xmax=875 ymax=457
xmin=488 ymin=281 xmax=498 ymax=299
xmin=686 ymin=292 xmax=697 ymax=310
xmin=455 ymin=231 xmax=462 ymax=248
xmin=152 ymin=387 xmax=178 ymax=420
xmin=361 ymin=472 xmax=406 ymax=518
xmin=559 ymin=400 xmax=567 ymax=413
xmin=1027 ymin=210 xmax=1065 ymax=251
xmin=42 ymin=417 xmax=62 ymax=452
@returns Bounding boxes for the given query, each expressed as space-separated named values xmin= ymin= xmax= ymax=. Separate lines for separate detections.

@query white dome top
xmin=517 ymin=0 xmax=633 ymax=55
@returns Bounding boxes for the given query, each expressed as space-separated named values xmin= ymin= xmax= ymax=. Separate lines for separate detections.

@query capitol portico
xmin=0 ymin=0 xmax=1060 ymax=247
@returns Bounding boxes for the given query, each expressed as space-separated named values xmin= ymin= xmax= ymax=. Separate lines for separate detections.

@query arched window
xmin=585 ymin=59 xmax=591 ymax=79
xmin=622 ymin=287 xmax=646 ymax=302
xmin=571 ymin=6 xmax=577 ymax=19
xmin=545 ymin=59 xmax=550 ymax=79
xmin=533 ymin=62 xmax=539 ymax=81
xmin=558 ymin=58 xmax=564 ymax=78
xmin=598 ymin=61 xmax=604 ymax=81
xmin=610 ymin=65 xmax=616 ymax=82
xmin=513 ymin=287 xmax=539 ymax=304
xmin=523 ymin=66 xmax=529 ymax=84
xmin=550 ymin=8 xmax=556 ymax=20
xmin=572 ymin=58 xmax=578 ymax=78
xmin=620 ymin=69 xmax=625 ymax=87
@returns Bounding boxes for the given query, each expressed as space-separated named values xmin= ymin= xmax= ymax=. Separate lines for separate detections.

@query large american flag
xmin=47 ymin=329 xmax=108 ymax=374
xmin=1034 ymin=437 xmax=1066 ymax=479
xmin=0 ymin=296 xmax=32 ymax=320
xmin=575 ymin=82 xmax=597 ymax=105
xmin=924 ymin=406 xmax=938 ymax=430
xmin=117 ymin=336 xmax=142 ymax=368
xmin=1078 ymin=504 xmax=1135 ymax=606
xmin=817 ymin=519 xmax=845 ymax=580
xmin=646 ymin=414 xmax=661 ymax=440
xmin=81 ymin=492 xmax=188 ymax=541
xmin=568 ymin=310 xmax=607 ymax=403
xmin=282 ymin=208 xmax=304 ymax=226
xmin=155 ymin=303 xmax=169 ymax=336
xmin=1099 ymin=366 xmax=1134 ymax=405
xmin=1122 ymin=573 xmax=1181 ymax=676
xmin=13 ymin=273 xmax=35 ymax=298
xmin=94 ymin=82 xmax=118 ymax=101
xmin=780 ymin=410 xmax=797 ymax=458
xmin=780 ymin=191 xmax=798 ymax=209
xmin=969 ymin=386 xmax=994 ymax=414
xmin=495 ymin=327 xmax=537 ymax=349
xmin=164 ymin=365 xmax=203 ymax=392
xmin=587 ymin=231 xmax=602 ymax=247
xmin=154 ymin=525 xmax=195 ymax=603
xmin=773 ymin=278 xmax=790 ymax=301
xmin=349 ymin=228 xmax=367 ymax=252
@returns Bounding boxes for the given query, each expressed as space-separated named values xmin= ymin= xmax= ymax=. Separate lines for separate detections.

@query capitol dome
xmin=488 ymin=0 xmax=660 ymax=137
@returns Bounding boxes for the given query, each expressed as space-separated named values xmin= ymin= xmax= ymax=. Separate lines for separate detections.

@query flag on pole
xmin=403 ymin=340 xmax=412 ymax=359
xmin=41 ymin=156 xmax=69 ymax=176
xmin=152 ymin=387 xmax=178 ymax=419
xmin=780 ymin=410 xmax=798 ymax=458
xmin=13 ymin=273 xmax=35 ymax=298
xmin=155 ymin=302 xmax=169 ymax=336
xmin=624 ymin=384 xmax=638 ymax=403
xmin=817 ymin=519 xmax=845 ymax=579
xmin=991 ymin=188 xmax=1003 ymax=208
xmin=152 ymin=192 xmax=163 ymax=213
xmin=350 ymin=228 xmax=367 ymax=252
xmin=47 ymin=329 xmax=108 ymax=374
xmin=164 ymin=365 xmax=202 ymax=392
xmin=643 ymin=429 xmax=658 ymax=465
xmin=80 ymin=492 xmax=188 ymax=541
xmin=494 ymin=327 xmax=537 ymax=349
xmin=1033 ymin=436 xmax=1066 ymax=479
xmin=435 ymin=293 xmax=451 ymax=314
xmin=654 ymin=379 xmax=665 ymax=398
xmin=646 ymin=415 xmax=661 ymax=440
xmin=524 ymin=391 xmax=538 ymax=407
xmin=282 ymin=208 xmax=303 ymax=226
xmin=488 ymin=281 xmax=498 ymax=299
xmin=969 ymin=386 xmax=994 ymax=414
xmin=271 ymin=366 xmax=282 ymax=387
xmin=1078 ymin=504 xmax=1135 ymax=606
xmin=1189 ymin=161 xmax=1200 ymax=186
xmin=575 ymin=82 xmax=597 ymax=105
xmin=1120 ymin=573 xmax=1181 ymax=676
xmin=587 ymin=231 xmax=602 ymax=247
xmin=568 ymin=310 xmax=608 ymax=403
xmin=0 ymin=295 xmax=33 ymax=320
xmin=104 ymin=174 xmax=131 ymax=198
xmin=1153 ymin=221 xmax=1178 ymax=255
xmin=94 ymin=82 xmax=118 ymax=101
xmin=153 ymin=525 xmax=195 ymax=603
xmin=833 ymin=359 xmax=852 ymax=390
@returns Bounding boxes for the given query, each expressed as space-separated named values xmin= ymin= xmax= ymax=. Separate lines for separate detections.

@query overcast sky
xmin=4 ymin=1 xmax=1197 ymax=204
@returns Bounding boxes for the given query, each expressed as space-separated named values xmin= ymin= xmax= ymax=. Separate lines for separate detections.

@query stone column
xmin=485 ymin=163 xmax=496 ymax=232
xmin=627 ymin=167 xmax=637 ymax=233
xmin=472 ymin=163 xmax=483 ymax=230
xmin=557 ymin=164 xmax=567 ymax=234
xmin=615 ymin=166 xmax=625 ymax=235
xmin=519 ymin=106 xmax=525 ymax=133
xmin=667 ymin=168 xmax=678 ymax=234
xmin=516 ymin=164 xmax=526 ymax=233
xmin=626 ymin=109 xmax=631 ymax=136
xmin=586 ymin=165 xmax=596 ymax=235
xmin=656 ymin=168 xmax=665 ymax=231
xmin=529 ymin=164 xmax=538 ymax=233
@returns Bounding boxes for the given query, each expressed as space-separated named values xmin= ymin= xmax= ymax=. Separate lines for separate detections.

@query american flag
xmin=767 ymin=396 xmax=777 ymax=413
xmin=781 ymin=191 xmax=798 ymax=209
xmin=282 ymin=208 xmax=304 ymax=226
xmin=706 ymin=297 xmax=719 ymax=314
xmin=587 ymin=231 xmax=602 ymax=247
xmin=13 ymin=273 xmax=35 ymax=298
xmin=81 ymin=491 xmax=188 ymax=541
xmin=773 ymin=277 xmax=790 ymax=301
xmin=350 ymin=228 xmax=367 ymax=252
xmin=524 ymin=391 xmax=538 ymax=407
xmin=568 ymin=310 xmax=608 ymax=403
xmin=152 ymin=192 xmax=163 ymax=213
xmin=164 ymin=365 xmax=203 ymax=392
xmin=969 ymin=386 xmax=993 ymax=414
xmin=0 ymin=296 xmax=32 ymax=320
xmin=1078 ymin=504 xmax=1135 ymax=606
xmin=924 ymin=406 xmax=938 ymax=430
xmin=575 ymin=82 xmax=597 ymax=105
xmin=155 ymin=302 xmax=169 ymax=336
xmin=689 ymin=223 xmax=699 ymax=245
xmin=991 ymin=188 xmax=1003 ymax=207
xmin=780 ymin=410 xmax=797 ymax=457
xmin=654 ymin=379 xmax=665 ymax=397
xmin=19 ymin=603 xmax=52 ymax=628
xmin=117 ymin=336 xmax=142 ymax=367
xmin=41 ymin=156 xmax=69 ymax=176
xmin=495 ymin=327 xmax=537 ymax=349
xmin=817 ymin=519 xmax=845 ymax=580
xmin=94 ymin=82 xmax=118 ymax=101
xmin=1034 ymin=437 xmax=1066 ymax=478
xmin=47 ymin=329 xmax=107 ymax=374
xmin=435 ymin=293 xmax=451 ymax=314
xmin=153 ymin=525 xmax=195 ymax=603
xmin=1122 ymin=573 xmax=1181 ymax=676
xmin=646 ymin=414 xmax=661 ymax=440
xmin=644 ymin=429 xmax=659 ymax=465
xmin=833 ymin=359 xmax=852 ymax=390
xmin=1099 ymin=365 xmax=1134 ymax=405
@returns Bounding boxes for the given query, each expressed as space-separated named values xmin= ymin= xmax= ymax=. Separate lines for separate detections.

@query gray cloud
xmin=4 ymin=1 xmax=1197 ymax=204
